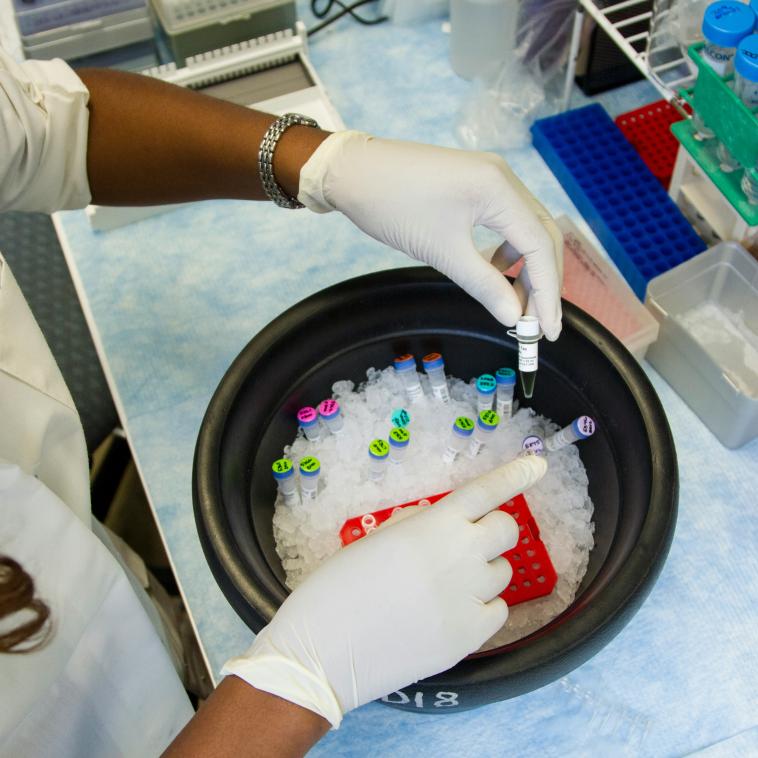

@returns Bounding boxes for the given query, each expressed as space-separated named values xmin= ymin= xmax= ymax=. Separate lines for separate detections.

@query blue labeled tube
xmin=443 ymin=416 xmax=475 ymax=463
xmin=422 ymin=352 xmax=450 ymax=403
xmin=318 ymin=398 xmax=344 ymax=435
xmin=393 ymin=354 xmax=423 ymax=403
xmin=468 ymin=409 xmax=500 ymax=457
xmin=545 ymin=416 xmax=596 ymax=452
xmin=475 ymin=373 xmax=497 ymax=413
xmin=388 ymin=426 xmax=411 ymax=463
xmin=368 ymin=439 xmax=390 ymax=481
xmin=298 ymin=456 xmax=321 ymax=499
xmin=495 ymin=367 xmax=517 ymax=420
xmin=272 ymin=458 xmax=298 ymax=505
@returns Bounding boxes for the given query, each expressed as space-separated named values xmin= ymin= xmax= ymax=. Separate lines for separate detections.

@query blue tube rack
xmin=531 ymin=104 xmax=706 ymax=300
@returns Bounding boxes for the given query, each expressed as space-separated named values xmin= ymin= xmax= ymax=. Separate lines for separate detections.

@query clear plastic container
xmin=693 ymin=1 xmax=755 ymax=138
xmin=297 ymin=406 xmax=321 ymax=442
xmin=388 ymin=427 xmax=410 ymax=463
xmin=12 ymin=0 xmax=144 ymax=35
xmin=468 ymin=410 xmax=499 ymax=457
xmin=318 ymin=399 xmax=344 ymax=435
xmin=368 ymin=439 xmax=390 ymax=480
xmin=393 ymin=354 xmax=423 ymax=403
xmin=442 ymin=416 xmax=474 ymax=463
xmin=449 ymin=0 xmax=519 ymax=80
xmin=298 ymin=456 xmax=321 ymax=499
xmin=645 ymin=241 xmax=758 ymax=448
xmin=422 ymin=352 xmax=450 ymax=403
xmin=475 ymin=373 xmax=496 ymax=413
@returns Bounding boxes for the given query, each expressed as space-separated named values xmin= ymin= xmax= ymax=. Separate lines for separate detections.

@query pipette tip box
xmin=531 ymin=103 xmax=706 ymax=300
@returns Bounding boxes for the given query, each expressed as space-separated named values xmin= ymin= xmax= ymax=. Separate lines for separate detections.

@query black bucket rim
xmin=193 ymin=266 xmax=678 ymax=702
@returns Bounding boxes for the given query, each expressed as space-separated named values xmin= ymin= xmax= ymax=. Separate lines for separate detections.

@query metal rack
xmin=561 ymin=0 xmax=695 ymax=112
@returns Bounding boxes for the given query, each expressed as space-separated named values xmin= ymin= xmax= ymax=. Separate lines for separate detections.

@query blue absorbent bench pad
xmin=531 ymin=104 xmax=706 ymax=299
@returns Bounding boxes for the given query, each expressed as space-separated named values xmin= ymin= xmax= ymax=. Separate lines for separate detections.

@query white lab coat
xmin=0 ymin=50 xmax=193 ymax=755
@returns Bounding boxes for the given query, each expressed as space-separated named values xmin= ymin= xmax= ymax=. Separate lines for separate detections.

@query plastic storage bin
xmin=18 ymin=6 xmax=153 ymax=61
xmin=12 ymin=0 xmax=143 ymax=35
xmin=646 ymin=241 xmax=758 ymax=448
xmin=149 ymin=0 xmax=296 ymax=64
xmin=557 ymin=216 xmax=659 ymax=360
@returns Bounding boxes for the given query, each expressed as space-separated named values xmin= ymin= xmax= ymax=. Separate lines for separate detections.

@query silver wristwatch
xmin=258 ymin=113 xmax=319 ymax=209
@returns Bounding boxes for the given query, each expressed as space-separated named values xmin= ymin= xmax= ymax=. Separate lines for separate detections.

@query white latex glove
xmin=298 ymin=131 xmax=564 ymax=340
xmin=222 ymin=455 xmax=547 ymax=727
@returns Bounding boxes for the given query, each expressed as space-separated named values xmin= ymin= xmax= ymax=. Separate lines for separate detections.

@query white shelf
xmin=563 ymin=0 xmax=695 ymax=112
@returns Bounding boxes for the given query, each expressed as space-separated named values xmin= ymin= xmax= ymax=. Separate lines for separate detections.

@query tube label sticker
xmin=272 ymin=458 xmax=293 ymax=475
xmin=479 ymin=409 xmax=500 ymax=428
xmin=299 ymin=456 xmax=320 ymax=474
xmin=392 ymin=408 xmax=411 ymax=427
xmin=319 ymin=399 xmax=339 ymax=417
xmin=297 ymin=407 xmax=318 ymax=424
xmin=454 ymin=416 xmax=475 ymax=433
xmin=519 ymin=341 xmax=538 ymax=371
xmin=369 ymin=439 xmax=390 ymax=458
xmin=390 ymin=427 xmax=410 ymax=444
xmin=522 ymin=435 xmax=544 ymax=455
xmin=476 ymin=374 xmax=497 ymax=393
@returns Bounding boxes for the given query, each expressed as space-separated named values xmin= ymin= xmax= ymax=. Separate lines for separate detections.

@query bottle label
xmin=577 ymin=416 xmax=596 ymax=436
xmin=476 ymin=374 xmax=496 ymax=392
xmin=522 ymin=435 xmax=544 ymax=455
xmin=479 ymin=409 xmax=499 ymax=428
xmin=455 ymin=416 xmax=475 ymax=432
xmin=297 ymin=407 xmax=317 ymax=424
xmin=272 ymin=458 xmax=292 ymax=474
xmin=319 ymin=399 xmax=339 ymax=417
xmin=519 ymin=341 xmax=538 ymax=371
xmin=392 ymin=408 xmax=411 ymax=427
xmin=299 ymin=456 xmax=320 ymax=474
xmin=390 ymin=427 xmax=410 ymax=444
xmin=369 ymin=439 xmax=390 ymax=457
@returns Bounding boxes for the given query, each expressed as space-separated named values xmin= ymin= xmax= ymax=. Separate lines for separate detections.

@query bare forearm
xmin=163 ymin=676 xmax=329 ymax=757
xmin=77 ymin=68 xmax=329 ymax=206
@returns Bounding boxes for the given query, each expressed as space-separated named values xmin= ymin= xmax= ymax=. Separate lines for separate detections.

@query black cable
xmin=308 ymin=0 xmax=389 ymax=37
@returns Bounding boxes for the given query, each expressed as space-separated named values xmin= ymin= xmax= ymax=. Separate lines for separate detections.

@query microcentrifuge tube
xmin=442 ymin=416 xmax=474 ymax=463
xmin=475 ymin=374 xmax=497 ymax=413
xmin=422 ymin=352 xmax=450 ymax=403
xmin=468 ymin=409 xmax=500 ymax=458
xmin=393 ymin=354 xmax=423 ymax=404
xmin=388 ymin=426 xmax=411 ymax=463
xmin=495 ymin=367 xmax=516 ymax=420
xmin=508 ymin=316 xmax=542 ymax=400
xmin=368 ymin=438 xmax=390 ymax=481
xmin=545 ymin=416 xmax=596 ymax=452
xmin=391 ymin=408 xmax=411 ymax=428
xmin=521 ymin=435 xmax=545 ymax=457
xmin=318 ymin=398 xmax=344 ymax=435
xmin=298 ymin=456 xmax=321 ymax=499
xmin=297 ymin=406 xmax=321 ymax=442
xmin=272 ymin=458 xmax=299 ymax=505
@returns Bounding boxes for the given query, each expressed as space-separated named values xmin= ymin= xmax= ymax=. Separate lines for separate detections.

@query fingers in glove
xmin=481 ymin=596 xmax=510 ymax=638
xmin=445 ymin=243 xmax=524 ymax=327
xmin=446 ymin=455 xmax=548 ymax=522
xmin=479 ymin=178 xmax=563 ymax=341
xmin=473 ymin=510 xmax=519 ymax=561
xmin=471 ymin=556 xmax=513 ymax=603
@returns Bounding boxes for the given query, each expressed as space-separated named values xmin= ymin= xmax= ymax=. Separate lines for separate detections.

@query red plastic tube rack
xmin=340 ymin=491 xmax=557 ymax=605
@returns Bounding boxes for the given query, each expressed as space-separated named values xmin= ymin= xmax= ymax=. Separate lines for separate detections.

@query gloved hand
xmin=298 ymin=131 xmax=563 ymax=340
xmin=222 ymin=455 xmax=547 ymax=727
